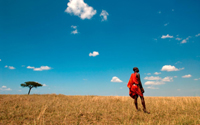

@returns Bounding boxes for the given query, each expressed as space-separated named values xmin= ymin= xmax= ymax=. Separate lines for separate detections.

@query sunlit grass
xmin=0 ymin=95 xmax=200 ymax=124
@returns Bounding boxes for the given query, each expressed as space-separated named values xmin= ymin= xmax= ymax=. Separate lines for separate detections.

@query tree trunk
xmin=28 ymin=87 xmax=32 ymax=95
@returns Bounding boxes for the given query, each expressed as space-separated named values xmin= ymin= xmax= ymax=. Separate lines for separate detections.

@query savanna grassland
xmin=0 ymin=95 xmax=200 ymax=125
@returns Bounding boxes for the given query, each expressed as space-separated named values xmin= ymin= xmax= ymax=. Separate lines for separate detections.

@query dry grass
xmin=0 ymin=95 xmax=200 ymax=125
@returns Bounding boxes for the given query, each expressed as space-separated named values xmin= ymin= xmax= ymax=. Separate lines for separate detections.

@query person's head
xmin=133 ymin=67 xmax=139 ymax=72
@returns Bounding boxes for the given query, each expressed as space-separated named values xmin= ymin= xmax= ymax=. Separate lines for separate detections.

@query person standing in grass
xmin=127 ymin=67 xmax=150 ymax=113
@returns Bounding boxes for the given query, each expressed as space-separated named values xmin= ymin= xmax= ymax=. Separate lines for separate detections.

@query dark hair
xmin=133 ymin=67 xmax=139 ymax=72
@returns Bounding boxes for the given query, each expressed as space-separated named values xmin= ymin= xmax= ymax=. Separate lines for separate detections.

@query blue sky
xmin=0 ymin=0 xmax=200 ymax=96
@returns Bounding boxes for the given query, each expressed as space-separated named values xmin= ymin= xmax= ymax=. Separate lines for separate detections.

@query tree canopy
xmin=21 ymin=81 xmax=43 ymax=95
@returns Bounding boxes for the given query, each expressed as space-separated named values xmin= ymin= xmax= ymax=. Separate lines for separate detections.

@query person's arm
xmin=127 ymin=75 xmax=133 ymax=89
xmin=136 ymin=73 xmax=144 ymax=93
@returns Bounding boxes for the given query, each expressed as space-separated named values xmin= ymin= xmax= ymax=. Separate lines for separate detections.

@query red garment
xmin=127 ymin=72 xmax=143 ymax=97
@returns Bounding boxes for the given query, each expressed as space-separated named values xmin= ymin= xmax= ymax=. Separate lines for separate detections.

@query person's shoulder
xmin=136 ymin=73 xmax=140 ymax=76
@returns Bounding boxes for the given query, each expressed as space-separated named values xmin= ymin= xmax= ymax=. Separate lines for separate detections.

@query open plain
xmin=0 ymin=95 xmax=200 ymax=125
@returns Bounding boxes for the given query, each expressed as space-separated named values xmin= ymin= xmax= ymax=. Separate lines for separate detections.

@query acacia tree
xmin=21 ymin=81 xmax=43 ymax=95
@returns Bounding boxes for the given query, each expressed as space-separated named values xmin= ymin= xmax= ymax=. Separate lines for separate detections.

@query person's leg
xmin=140 ymin=96 xmax=150 ymax=113
xmin=133 ymin=95 xmax=138 ymax=110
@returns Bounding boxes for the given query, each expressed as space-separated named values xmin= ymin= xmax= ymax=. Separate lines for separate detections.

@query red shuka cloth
xmin=127 ymin=73 xmax=143 ymax=97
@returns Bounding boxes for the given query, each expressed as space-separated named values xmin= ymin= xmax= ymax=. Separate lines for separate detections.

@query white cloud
xmin=154 ymin=72 xmax=161 ymax=75
xmin=89 ymin=51 xmax=99 ymax=57
xmin=144 ymin=76 xmax=162 ymax=80
xmin=181 ymin=39 xmax=187 ymax=44
xmin=181 ymin=36 xmax=191 ymax=44
xmin=147 ymin=86 xmax=159 ymax=89
xmin=147 ymin=73 xmax=151 ymax=75
xmin=5 ymin=65 xmax=15 ymax=69
xmin=182 ymin=74 xmax=192 ymax=78
xmin=0 ymin=59 xmax=1 ymax=61
xmin=145 ymin=81 xmax=165 ymax=85
xmin=111 ymin=76 xmax=123 ymax=82
xmin=43 ymin=84 xmax=47 ymax=86
xmin=8 ymin=66 xmax=15 ymax=69
xmin=174 ymin=76 xmax=178 ymax=78
xmin=71 ymin=29 xmax=78 ymax=34
xmin=33 ymin=66 xmax=51 ymax=71
xmin=194 ymin=79 xmax=198 ymax=81
xmin=161 ymin=34 xmax=174 ymax=39
xmin=195 ymin=33 xmax=200 ymax=37
xmin=71 ymin=25 xmax=77 ymax=29
xmin=65 ymin=0 xmax=97 ymax=20
xmin=176 ymin=38 xmax=182 ymax=41
xmin=5 ymin=88 xmax=11 ymax=91
xmin=71 ymin=25 xmax=78 ymax=34
xmin=161 ymin=65 xmax=184 ymax=72
xmin=27 ymin=66 xmax=35 ymax=69
xmin=2 ymin=86 xmax=6 ymax=88
xmin=0 ymin=86 xmax=12 ymax=91
xmin=164 ymin=23 xmax=169 ymax=26
xmin=27 ymin=66 xmax=51 ymax=71
xmin=100 ymin=10 xmax=109 ymax=21
xmin=162 ymin=77 xmax=173 ymax=82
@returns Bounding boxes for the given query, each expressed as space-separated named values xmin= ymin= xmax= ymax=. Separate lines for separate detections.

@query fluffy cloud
xmin=65 ymin=0 xmax=96 ymax=20
xmin=2 ymin=86 xmax=6 ymax=88
xmin=27 ymin=66 xmax=34 ymax=69
xmin=0 ymin=86 xmax=12 ymax=91
xmin=71 ymin=25 xmax=77 ymax=29
xmin=9 ymin=66 xmax=15 ymax=69
xmin=161 ymin=34 xmax=173 ymax=39
xmin=154 ymin=72 xmax=161 ymax=75
xmin=27 ymin=66 xmax=51 ymax=71
xmin=182 ymin=74 xmax=192 ymax=78
xmin=5 ymin=65 xmax=15 ymax=69
xmin=174 ymin=76 xmax=178 ymax=78
xmin=147 ymin=86 xmax=159 ymax=89
xmin=144 ymin=76 xmax=162 ymax=80
xmin=161 ymin=65 xmax=184 ymax=72
xmin=164 ymin=23 xmax=169 ymax=26
xmin=111 ymin=76 xmax=123 ymax=82
xmin=100 ymin=10 xmax=109 ymax=21
xmin=181 ymin=36 xmax=191 ymax=44
xmin=181 ymin=39 xmax=187 ymax=43
xmin=195 ymin=33 xmax=200 ymax=37
xmin=43 ymin=84 xmax=47 ymax=86
xmin=176 ymin=38 xmax=182 ymax=41
xmin=145 ymin=81 xmax=165 ymax=85
xmin=194 ymin=79 xmax=198 ymax=81
xmin=89 ymin=51 xmax=99 ymax=57
xmin=162 ymin=77 xmax=173 ymax=82
xmin=71 ymin=29 xmax=78 ymax=34
xmin=71 ymin=25 xmax=78 ymax=34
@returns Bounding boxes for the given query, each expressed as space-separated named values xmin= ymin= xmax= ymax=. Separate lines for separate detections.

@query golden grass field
xmin=0 ymin=94 xmax=200 ymax=125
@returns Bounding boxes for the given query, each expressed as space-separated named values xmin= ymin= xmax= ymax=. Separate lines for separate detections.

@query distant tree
xmin=21 ymin=81 xmax=43 ymax=95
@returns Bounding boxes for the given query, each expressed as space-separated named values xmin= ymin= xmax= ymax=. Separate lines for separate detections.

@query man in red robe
xmin=127 ymin=67 xmax=150 ymax=113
